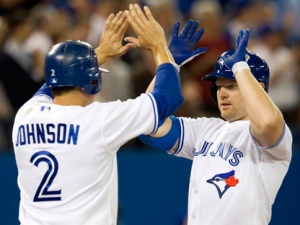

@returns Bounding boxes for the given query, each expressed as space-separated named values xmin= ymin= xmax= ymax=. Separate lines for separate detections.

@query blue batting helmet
xmin=202 ymin=49 xmax=269 ymax=103
xmin=45 ymin=40 xmax=108 ymax=95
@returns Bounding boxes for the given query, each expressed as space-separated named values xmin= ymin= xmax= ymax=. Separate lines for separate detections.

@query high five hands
xmin=96 ymin=4 xmax=206 ymax=68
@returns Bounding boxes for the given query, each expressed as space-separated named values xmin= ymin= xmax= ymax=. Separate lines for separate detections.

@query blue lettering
xmin=16 ymin=125 xmax=26 ymax=146
xmin=36 ymin=123 xmax=46 ymax=144
xmin=194 ymin=141 xmax=213 ymax=156
xmin=68 ymin=125 xmax=80 ymax=145
xmin=224 ymin=145 xmax=237 ymax=160
xmin=195 ymin=141 xmax=244 ymax=166
xmin=229 ymin=151 xmax=243 ymax=166
xmin=211 ymin=143 xmax=226 ymax=157
xmin=57 ymin=123 xmax=67 ymax=144
xmin=46 ymin=124 xmax=55 ymax=143
xmin=15 ymin=123 xmax=80 ymax=146
xmin=26 ymin=124 xmax=36 ymax=144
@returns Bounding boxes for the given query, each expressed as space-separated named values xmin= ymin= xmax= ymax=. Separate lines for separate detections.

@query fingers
xmin=119 ymin=43 xmax=136 ymax=55
xmin=236 ymin=30 xmax=243 ymax=48
xmin=191 ymin=27 xmax=204 ymax=43
xmin=143 ymin=5 xmax=154 ymax=22
xmin=236 ymin=29 xmax=249 ymax=49
xmin=104 ymin=11 xmax=127 ymax=36
xmin=179 ymin=20 xmax=202 ymax=42
xmin=180 ymin=20 xmax=193 ymax=38
xmin=134 ymin=4 xmax=148 ymax=24
xmin=115 ymin=12 xmax=129 ymax=37
xmin=172 ymin=22 xmax=180 ymax=38
xmin=126 ymin=4 xmax=148 ymax=32
xmin=104 ymin=13 xmax=116 ymax=32
xmin=124 ymin=36 xmax=140 ymax=47
xmin=186 ymin=20 xmax=199 ymax=40
xmin=241 ymin=29 xmax=249 ymax=49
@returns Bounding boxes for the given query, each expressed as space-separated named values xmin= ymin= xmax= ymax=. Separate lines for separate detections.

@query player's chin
xmin=220 ymin=111 xmax=234 ymax=122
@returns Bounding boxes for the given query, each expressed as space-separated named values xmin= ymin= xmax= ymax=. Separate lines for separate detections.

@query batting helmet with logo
xmin=45 ymin=40 xmax=108 ymax=95
xmin=202 ymin=49 xmax=269 ymax=103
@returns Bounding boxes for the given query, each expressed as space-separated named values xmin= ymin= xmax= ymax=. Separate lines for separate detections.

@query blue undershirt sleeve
xmin=151 ymin=63 xmax=183 ymax=125
xmin=139 ymin=116 xmax=181 ymax=151
xmin=33 ymin=83 xmax=53 ymax=99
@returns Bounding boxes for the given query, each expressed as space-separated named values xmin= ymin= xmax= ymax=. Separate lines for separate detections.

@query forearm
xmin=151 ymin=44 xmax=175 ymax=68
xmin=235 ymin=69 xmax=284 ymax=136
xmin=150 ymin=63 xmax=183 ymax=121
xmin=145 ymin=45 xmax=176 ymax=93
xmin=145 ymin=78 xmax=155 ymax=93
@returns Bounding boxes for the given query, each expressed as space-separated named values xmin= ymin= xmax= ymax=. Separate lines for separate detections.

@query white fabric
xmin=12 ymin=93 xmax=158 ymax=225
xmin=232 ymin=61 xmax=250 ymax=75
xmin=174 ymin=117 xmax=292 ymax=225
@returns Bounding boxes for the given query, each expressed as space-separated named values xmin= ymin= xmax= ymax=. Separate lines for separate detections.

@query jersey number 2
xmin=30 ymin=151 xmax=61 ymax=202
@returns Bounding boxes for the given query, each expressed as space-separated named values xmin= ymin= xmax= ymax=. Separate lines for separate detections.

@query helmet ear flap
xmin=211 ymin=82 xmax=218 ymax=104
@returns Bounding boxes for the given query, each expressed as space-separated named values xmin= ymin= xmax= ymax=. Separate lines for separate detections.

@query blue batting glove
xmin=168 ymin=20 xmax=207 ymax=70
xmin=223 ymin=29 xmax=250 ymax=69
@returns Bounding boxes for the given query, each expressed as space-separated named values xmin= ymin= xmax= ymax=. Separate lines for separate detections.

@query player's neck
xmin=53 ymin=91 xmax=95 ymax=107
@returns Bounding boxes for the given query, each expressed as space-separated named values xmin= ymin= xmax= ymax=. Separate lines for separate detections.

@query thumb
xmin=119 ymin=43 xmax=136 ymax=55
xmin=191 ymin=47 xmax=207 ymax=56
xmin=124 ymin=37 xmax=140 ymax=47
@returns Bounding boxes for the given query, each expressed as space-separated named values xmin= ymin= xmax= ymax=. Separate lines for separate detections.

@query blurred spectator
xmin=0 ymin=8 xmax=41 ymax=150
xmin=226 ymin=1 xmax=278 ymax=43
xmin=0 ymin=48 xmax=41 ymax=150
xmin=250 ymin=26 xmax=300 ymax=142
xmin=3 ymin=9 xmax=34 ymax=75
xmin=95 ymin=58 xmax=135 ymax=102
xmin=86 ymin=0 xmax=118 ymax=48
xmin=175 ymin=0 xmax=195 ymax=20
xmin=24 ymin=3 xmax=63 ymax=82
xmin=0 ymin=0 xmax=40 ymax=16
xmin=0 ymin=0 xmax=299 ymax=152
xmin=0 ymin=16 xmax=8 ymax=46
xmin=143 ymin=0 xmax=177 ymax=36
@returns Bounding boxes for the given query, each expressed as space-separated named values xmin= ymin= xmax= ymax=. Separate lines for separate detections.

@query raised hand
xmin=124 ymin=4 xmax=167 ymax=51
xmin=223 ymin=29 xmax=249 ymax=70
xmin=95 ymin=11 xmax=136 ymax=65
xmin=168 ymin=20 xmax=206 ymax=68
xmin=124 ymin=4 xmax=175 ymax=67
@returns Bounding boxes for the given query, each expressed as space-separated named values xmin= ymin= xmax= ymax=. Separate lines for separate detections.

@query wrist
xmin=152 ymin=45 xmax=176 ymax=68
xmin=232 ymin=61 xmax=250 ymax=75
xmin=95 ymin=47 xmax=107 ymax=65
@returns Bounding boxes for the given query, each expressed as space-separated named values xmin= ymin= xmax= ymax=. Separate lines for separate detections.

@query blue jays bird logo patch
xmin=207 ymin=170 xmax=239 ymax=199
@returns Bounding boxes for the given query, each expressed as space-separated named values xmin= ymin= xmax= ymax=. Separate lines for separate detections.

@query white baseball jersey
xmin=12 ymin=93 xmax=159 ymax=225
xmin=173 ymin=117 xmax=292 ymax=225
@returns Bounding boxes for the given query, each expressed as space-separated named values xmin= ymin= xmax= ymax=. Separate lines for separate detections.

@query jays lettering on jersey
xmin=12 ymin=90 xmax=160 ymax=225
xmin=172 ymin=117 xmax=292 ymax=225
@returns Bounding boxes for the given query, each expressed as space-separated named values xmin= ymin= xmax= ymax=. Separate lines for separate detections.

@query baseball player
xmin=11 ymin=4 xmax=205 ymax=225
xmin=140 ymin=29 xmax=293 ymax=224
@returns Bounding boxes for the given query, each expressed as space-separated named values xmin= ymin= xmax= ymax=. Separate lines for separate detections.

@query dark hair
xmin=51 ymin=86 xmax=77 ymax=96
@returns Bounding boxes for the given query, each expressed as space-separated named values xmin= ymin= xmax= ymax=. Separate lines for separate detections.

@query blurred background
xmin=0 ymin=0 xmax=299 ymax=224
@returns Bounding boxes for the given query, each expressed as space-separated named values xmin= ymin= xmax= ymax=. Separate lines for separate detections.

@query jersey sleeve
xmin=33 ymin=83 xmax=53 ymax=100
xmin=251 ymin=123 xmax=292 ymax=161
xmin=94 ymin=93 xmax=159 ymax=152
